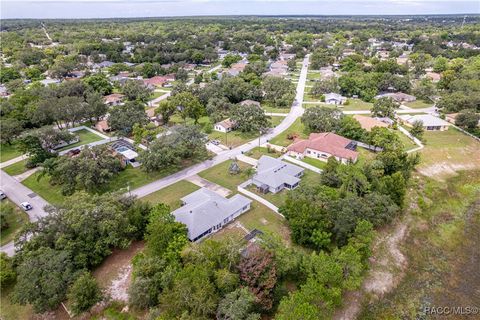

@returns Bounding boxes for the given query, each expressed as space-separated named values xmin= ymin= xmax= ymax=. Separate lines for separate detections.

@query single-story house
xmin=375 ymin=92 xmax=416 ymax=103
xmin=143 ymin=74 xmax=175 ymax=88
xmin=226 ymin=62 xmax=247 ymax=76
xmin=325 ymin=93 xmax=347 ymax=105
xmin=39 ymin=78 xmax=61 ymax=86
xmin=239 ymin=100 xmax=261 ymax=108
xmin=110 ymin=140 xmax=140 ymax=166
xmin=251 ymin=156 xmax=304 ymax=194
xmin=278 ymin=53 xmax=296 ymax=61
xmin=95 ymin=119 xmax=111 ymax=133
xmin=93 ymin=61 xmax=115 ymax=69
xmin=287 ymin=132 xmax=359 ymax=164
xmin=398 ymin=114 xmax=451 ymax=131
xmin=172 ymin=188 xmax=252 ymax=241
xmin=103 ymin=93 xmax=125 ymax=106
xmin=353 ymin=115 xmax=390 ymax=131
xmin=214 ymin=118 xmax=236 ymax=133
xmin=425 ymin=71 xmax=441 ymax=83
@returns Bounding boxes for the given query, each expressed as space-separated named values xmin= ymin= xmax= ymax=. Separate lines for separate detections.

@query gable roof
xmin=325 ymin=93 xmax=346 ymax=101
xmin=103 ymin=93 xmax=125 ymax=104
xmin=287 ymin=132 xmax=359 ymax=160
xmin=216 ymin=118 xmax=236 ymax=129
xmin=353 ymin=115 xmax=389 ymax=131
xmin=172 ymin=188 xmax=252 ymax=241
xmin=254 ymin=156 xmax=303 ymax=189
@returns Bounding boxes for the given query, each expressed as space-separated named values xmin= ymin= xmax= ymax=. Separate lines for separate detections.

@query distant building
xmin=103 ymin=93 xmax=125 ymax=106
xmin=172 ymin=188 xmax=252 ymax=241
xmin=425 ymin=71 xmax=441 ymax=83
xmin=287 ymin=132 xmax=359 ymax=164
xmin=239 ymin=100 xmax=261 ymax=108
xmin=143 ymin=74 xmax=175 ymax=88
xmin=39 ymin=78 xmax=61 ymax=86
xmin=325 ymin=93 xmax=347 ymax=105
xmin=251 ymin=156 xmax=304 ymax=194
xmin=353 ymin=115 xmax=390 ymax=131
xmin=375 ymin=92 xmax=416 ymax=103
xmin=398 ymin=114 xmax=450 ymax=131
xmin=214 ymin=118 xmax=236 ymax=133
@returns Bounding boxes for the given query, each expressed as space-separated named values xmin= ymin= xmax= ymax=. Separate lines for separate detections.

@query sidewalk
xmin=282 ymin=155 xmax=323 ymax=173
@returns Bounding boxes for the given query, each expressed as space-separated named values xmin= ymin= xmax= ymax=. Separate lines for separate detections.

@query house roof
xmin=103 ymin=93 xmax=125 ymax=104
xmin=325 ymin=93 xmax=346 ymax=101
xmin=216 ymin=118 xmax=236 ymax=129
xmin=287 ymin=132 xmax=359 ymax=160
xmin=353 ymin=115 xmax=389 ymax=131
xmin=399 ymin=114 xmax=450 ymax=127
xmin=173 ymin=188 xmax=252 ymax=240
xmin=376 ymin=92 xmax=416 ymax=102
xmin=239 ymin=100 xmax=261 ymax=107
xmin=253 ymin=156 xmax=303 ymax=189
xmin=143 ymin=74 xmax=175 ymax=86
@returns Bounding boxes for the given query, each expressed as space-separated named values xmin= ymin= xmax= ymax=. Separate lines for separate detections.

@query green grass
xmin=301 ymin=157 xmax=327 ymax=170
xmin=209 ymin=130 xmax=258 ymax=148
xmin=0 ymin=199 xmax=29 ymax=246
xmin=0 ymin=285 xmax=33 ymax=320
xmin=395 ymin=130 xmax=418 ymax=151
xmin=22 ymin=172 xmax=66 ymax=205
xmin=269 ymin=118 xmax=308 ymax=147
xmin=237 ymin=200 xmax=291 ymax=243
xmin=263 ymin=105 xmax=291 ymax=114
xmin=306 ymin=72 xmax=321 ymax=80
xmin=57 ymin=129 xmax=104 ymax=151
xmin=150 ymin=91 xmax=165 ymax=99
xmin=2 ymin=159 xmax=29 ymax=176
xmin=342 ymin=99 xmax=373 ymax=111
xmin=198 ymin=160 xmax=252 ymax=191
xmin=91 ymin=302 xmax=137 ymax=320
xmin=246 ymin=185 xmax=287 ymax=207
xmin=244 ymin=147 xmax=281 ymax=160
xmin=169 ymin=115 xmax=210 ymax=127
xmin=405 ymin=100 xmax=432 ymax=109
xmin=141 ymin=180 xmax=200 ymax=209
xmin=270 ymin=116 xmax=284 ymax=127
xmin=0 ymin=144 xmax=22 ymax=163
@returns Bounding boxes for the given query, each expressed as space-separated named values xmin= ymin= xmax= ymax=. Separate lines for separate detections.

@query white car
xmin=0 ymin=191 xmax=6 ymax=200
xmin=20 ymin=202 xmax=33 ymax=211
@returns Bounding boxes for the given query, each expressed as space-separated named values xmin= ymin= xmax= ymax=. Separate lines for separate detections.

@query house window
xmin=224 ymin=217 xmax=229 ymax=224
xmin=216 ymin=223 xmax=221 ymax=229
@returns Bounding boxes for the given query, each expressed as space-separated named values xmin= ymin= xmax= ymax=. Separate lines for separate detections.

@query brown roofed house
xmin=103 ymin=93 xmax=125 ymax=106
xmin=214 ymin=118 xmax=237 ymax=133
xmin=287 ymin=132 xmax=359 ymax=164
xmin=353 ymin=115 xmax=389 ymax=131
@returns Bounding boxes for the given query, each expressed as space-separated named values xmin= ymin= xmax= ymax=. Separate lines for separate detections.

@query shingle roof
xmin=216 ymin=118 xmax=236 ymax=129
xmin=172 ymin=188 xmax=252 ymax=241
xmin=287 ymin=132 xmax=359 ymax=160
xmin=253 ymin=156 xmax=303 ymax=189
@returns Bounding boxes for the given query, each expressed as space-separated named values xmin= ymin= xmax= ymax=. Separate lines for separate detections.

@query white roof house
xmin=251 ymin=156 xmax=304 ymax=194
xmin=214 ymin=118 xmax=236 ymax=133
xmin=325 ymin=93 xmax=347 ymax=105
xmin=399 ymin=114 xmax=451 ymax=131
xmin=172 ymin=188 xmax=252 ymax=241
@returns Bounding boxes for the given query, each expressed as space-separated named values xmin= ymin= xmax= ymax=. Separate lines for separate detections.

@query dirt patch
xmin=417 ymin=162 xmax=477 ymax=181
xmin=333 ymin=218 xmax=411 ymax=320
xmin=93 ymin=241 xmax=144 ymax=302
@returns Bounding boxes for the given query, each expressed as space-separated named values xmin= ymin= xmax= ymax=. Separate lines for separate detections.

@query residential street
xmin=130 ymin=54 xmax=310 ymax=198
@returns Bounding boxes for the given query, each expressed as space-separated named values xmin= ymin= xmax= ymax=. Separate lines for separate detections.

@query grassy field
xmin=417 ymin=128 xmax=480 ymax=180
xmin=395 ymin=130 xmax=418 ymax=151
xmin=209 ymin=130 xmax=258 ymax=148
xmin=306 ymin=72 xmax=321 ymax=80
xmin=301 ymin=156 xmax=327 ymax=170
xmin=0 ymin=199 xmax=29 ymax=246
xmin=198 ymin=160 xmax=252 ymax=191
xmin=0 ymin=144 xmax=22 ymax=163
xmin=169 ymin=115 xmax=210 ymax=127
xmin=263 ymin=105 xmax=291 ymax=114
xmin=237 ymin=200 xmax=291 ymax=243
xmin=270 ymin=116 xmax=284 ymax=127
xmin=359 ymin=171 xmax=480 ymax=319
xmin=269 ymin=118 xmax=308 ymax=147
xmin=22 ymin=172 xmax=66 ymax=205
xmin=2 ymin=159 xmax=29 ymax=176
xmin=342 ymin=99 xmax=373 ymax=111
xmin=0 ymin=285 xmax=33 ymax=320
xmin=141 ymin=180 xmax=200 ymax=209
xmin=244 ymin=147 xmax=281 ymax=159
xmin=246 ymin=185 xmax=287 ymax=207
xmin=57 ymin=129 xmax=104 ymax=151
xmin=405 ymin=100 xmax=432 ymax=109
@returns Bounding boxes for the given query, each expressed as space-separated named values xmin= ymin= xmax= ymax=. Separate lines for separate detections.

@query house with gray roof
xmin=325 ymin=93 xmax=347 ymax=105
xmin=172 ymin=188 xmax=252 ymax=241
xmin=398 ymin=114 xmax=451 ymax=131
xmin=251 ymin=156 xmax=304 ymax=194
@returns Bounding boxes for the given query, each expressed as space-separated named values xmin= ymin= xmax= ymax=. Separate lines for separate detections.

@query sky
xmin=1 ymin=0 xmax=479 ymax=19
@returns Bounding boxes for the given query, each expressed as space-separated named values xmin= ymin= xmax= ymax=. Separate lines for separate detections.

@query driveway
xmin=186 ymin=175 xmax=231 ymax=197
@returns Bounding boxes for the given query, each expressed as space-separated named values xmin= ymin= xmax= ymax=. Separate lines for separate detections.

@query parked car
xmin=210 ymin=140 xmax=220 ymax=146
xmin=0 ymin=191 xmax=6 ymax=200
xmin=20 ymin=202 xmax=33 ymax=211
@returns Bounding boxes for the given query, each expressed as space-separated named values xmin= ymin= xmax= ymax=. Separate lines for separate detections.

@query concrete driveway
xmin=186 ymin=175 xmax=231 ymax=197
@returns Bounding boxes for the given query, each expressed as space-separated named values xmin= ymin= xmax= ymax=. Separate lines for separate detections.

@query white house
xmin=172 ymin=188 xmax=252 ymax=241
xmin=398 ymin=114 xmax=451 ymax=131
xmin=325 ymin=93 xmax=347 ymax=105
xmin=214 ymin=118 xmax=236 ymax=133
xmin=251 ymin=156 xmax=304 ymax=194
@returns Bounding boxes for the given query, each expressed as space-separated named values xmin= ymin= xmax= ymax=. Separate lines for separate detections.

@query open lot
xmin=198 ymin=160 xmax=252 ymax=191
xmin=342 ymin=99 xmax=373 ymax=111
xmin=141 ymin=180 xmax=200 ymax=209
xmin=395 ymin=130 xmax=418 ymax=151
xmin=209 ymin=130 xmax=258 ymax=148
xmin=416 ymin=128 xmax=480 ymax=180
xmin=405 ymin=100 xmax=432 ymax=109
xmin=269 ymin=118 xmax=308 ymax=147
xmin=57 ymin=129 xmax=104 ymax=151
xmin=263 ymin=105 xmax=291 ymax=114
xmin=244 ymin=146 xmax=281 ymax=159
xmin=0 ymin=199 xmax=29 ymax=246
xmin=0 ymin=144 xmax=22 ymax=163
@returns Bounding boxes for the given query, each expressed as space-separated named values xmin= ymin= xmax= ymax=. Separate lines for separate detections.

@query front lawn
xmin=0 ymin=143 xmax=22 ymax=163
xmin=246 ymin=185 xmax=287 ymax=208
xmin=270 ymin=116 xmax=284 ymax=127
xmin=405 ymin=100 xmax=432 ymax=109
xmin=342 ymin=99 xmax=373 ymax=111
xmin=269 ymin=118 xmax=308 ymax=147
xmin=0 ymin=199 xmax=29 ymax=246
xmin=301 ymin=157 xmax=327 ymax=170
xmin=141 ymin=180 xmax=200 ymax=209
xmin=209 ymin=130 xmax=258 ymax=148
xmin=263 ymin=105 xmax=290 ymax=114
xmin=57 ymin=129 xmax=104 ymax=151
xmin=198 ymin=160 xmax=252 ymax=191
xmin=395 ymin=130 xmax=418 ymax=151
xmin=244 ymin=146 xmax=281 ymax=159
xmin=3 ymin=159 xmax=29 ymax=176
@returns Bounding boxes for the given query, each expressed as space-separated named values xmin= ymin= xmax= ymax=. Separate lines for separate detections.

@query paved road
xmin=130 ymin=54 xmax=310 ymax=198
xmin=0 ymin=170 xmax=50 ymax=255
